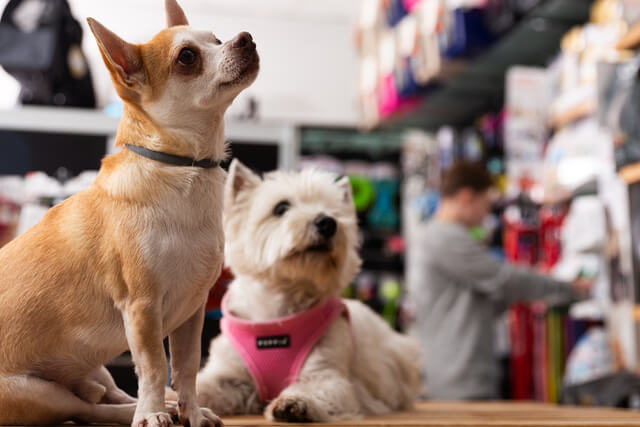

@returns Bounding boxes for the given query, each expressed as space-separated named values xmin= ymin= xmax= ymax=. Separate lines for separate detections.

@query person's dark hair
xmin=441 ymin=161 xmax=493 ymax=198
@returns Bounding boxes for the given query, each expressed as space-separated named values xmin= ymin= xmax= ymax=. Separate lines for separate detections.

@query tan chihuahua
xmin=0 ymin=1 xmax=258 ymax=426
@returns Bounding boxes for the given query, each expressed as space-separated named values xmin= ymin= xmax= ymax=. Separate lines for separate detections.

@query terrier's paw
xmin=267 ymin=396 xmax=314 ymax=423
xmin=132 ymin=412 xmax=173 ymax=427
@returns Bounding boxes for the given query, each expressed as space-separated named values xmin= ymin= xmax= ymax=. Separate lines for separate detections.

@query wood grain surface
xmin=222 ymin=401 xmax=640 ymax=427
xmin=14 ymin=402 xmax=640 ymax=427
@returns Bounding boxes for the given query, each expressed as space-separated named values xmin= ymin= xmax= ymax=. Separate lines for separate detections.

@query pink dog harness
xmin=220 ymin=295 xmax=348 ymax=403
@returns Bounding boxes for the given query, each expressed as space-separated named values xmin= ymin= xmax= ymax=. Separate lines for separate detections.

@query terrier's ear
xmin=336 ymin=176 xmax=353 ymax=204
xmin=165 ymin=0 xmax=189 ymax=27
xmin=226 ymin=159 xmax=261 ymax=203
xmin=87 ymin=18 xmax=145 ymax=102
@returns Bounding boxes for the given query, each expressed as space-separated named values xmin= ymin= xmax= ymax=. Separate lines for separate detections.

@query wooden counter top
xmin=15 ymin=402 xmax=639 ymax=427
xmin=223 ymin=401 xmax=640 ymax=426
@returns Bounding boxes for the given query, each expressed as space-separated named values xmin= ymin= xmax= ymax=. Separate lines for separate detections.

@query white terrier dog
xmin=196 ymin=160 xmax=422 ymax=422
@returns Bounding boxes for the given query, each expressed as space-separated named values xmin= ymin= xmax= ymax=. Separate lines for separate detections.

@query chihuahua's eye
xmin=178 ymin=48 xmax=197 ymax=66
xmin=273 ymin=201 xmax=290 ymax=217
xmin=215 ymin=37 xmax=222 ymax=45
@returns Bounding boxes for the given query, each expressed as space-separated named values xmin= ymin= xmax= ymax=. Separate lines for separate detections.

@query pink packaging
xmin=403 ymin=0 xmax=422 ymax=12
xmin=378 ymin=73 xmax=400 ymax=117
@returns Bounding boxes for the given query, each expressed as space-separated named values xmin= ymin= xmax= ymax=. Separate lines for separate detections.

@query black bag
xmin=0 ymin=0 xmax=95 ymax=107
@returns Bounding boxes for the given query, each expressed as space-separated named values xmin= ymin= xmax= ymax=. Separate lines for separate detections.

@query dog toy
xmin=367 ymin=179 xmax=399 ymax=230
xmin=349 ymin=175 xmax=375 ymax=213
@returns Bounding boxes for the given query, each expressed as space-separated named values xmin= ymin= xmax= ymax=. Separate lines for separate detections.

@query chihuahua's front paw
xmin=179 ymin=402 xmax=223 ymax=427
xmin=267 ymin=396 xmax=315 ymax=423
xmin=132 ymin=411 xmax=173 ymax=427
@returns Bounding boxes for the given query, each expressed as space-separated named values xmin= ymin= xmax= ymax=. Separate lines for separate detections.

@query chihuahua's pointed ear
xmin=165 ymin=0 xmax=189 ymax=27
xmin=336 ymin=176 xmax=353 ymax=204
xmin=226 ymin=159 xmax=261 ymax=203
xmin=87 ymin=18 xmax=145 ymax=100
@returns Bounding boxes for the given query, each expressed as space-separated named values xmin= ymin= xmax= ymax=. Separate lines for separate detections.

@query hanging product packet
xmin=596 ymin=54 xmax=640 ymax=170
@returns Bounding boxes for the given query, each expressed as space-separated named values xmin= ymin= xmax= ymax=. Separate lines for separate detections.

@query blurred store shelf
xmin=301 ymin=127 xmax=404 ymax=154
xmin=0 ymin=106 xmax=120 ymax=136
xmin=381 ymin=0 xmax=594 ymax=130
xmin=0 ymin=106 xmax=294 ymax=142
xmin=0 ymin=106 xmax=300 ymax=169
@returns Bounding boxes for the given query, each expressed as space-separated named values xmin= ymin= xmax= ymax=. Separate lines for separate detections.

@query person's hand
xmin=571 ymin=277 xmax=593 ymax=296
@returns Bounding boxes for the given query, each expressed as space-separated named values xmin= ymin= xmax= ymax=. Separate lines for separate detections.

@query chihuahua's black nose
xmin=314 ymin=215 xmax=337 ymax=239
xmin=232 ymin=32 xmax=255 ymax=50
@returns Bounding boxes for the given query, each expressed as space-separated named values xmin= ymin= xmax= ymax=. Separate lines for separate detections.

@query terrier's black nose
xmin=232 ymin=32 xmax=255 ymax=50
xmin=314 ymin=215 xmax=337 ymax=239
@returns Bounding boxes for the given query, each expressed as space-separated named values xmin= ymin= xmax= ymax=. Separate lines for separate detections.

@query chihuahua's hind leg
xmin=72 ymin=378 xmax=107 ymax=404
xmin=0 ymin=374 xmax=136 ymax=425
xmin=72 ymin=366 xmax=136 ymax=405
xmin=93 ymin=365 xmax=137 ymax=404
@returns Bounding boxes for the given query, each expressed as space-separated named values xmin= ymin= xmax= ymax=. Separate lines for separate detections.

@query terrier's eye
xmin=273 ymin=201 xmax=290 ymax=217
xmin=177 ymin=48 xmax=197 ymax=66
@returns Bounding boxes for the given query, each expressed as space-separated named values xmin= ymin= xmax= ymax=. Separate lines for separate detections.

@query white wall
xmin=0 ymin=0 xmax=360 ymax=126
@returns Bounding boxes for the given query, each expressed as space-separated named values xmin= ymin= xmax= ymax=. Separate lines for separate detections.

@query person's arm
xmin=428 ymin=230 xmax=583 ymax=305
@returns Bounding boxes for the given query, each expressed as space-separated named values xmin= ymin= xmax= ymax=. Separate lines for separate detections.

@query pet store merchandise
xmin=395 ymin=0 xmax=640 ymax=408
xmin=4 ymin=0 xmax=640 ymax=426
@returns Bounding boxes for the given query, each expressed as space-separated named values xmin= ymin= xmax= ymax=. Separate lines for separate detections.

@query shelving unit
xmin=380 ymin=0 xmax=594 ymax=130
xmin=0 ymin=106 xmax=300 ymax=170
xmin=0 ymin=106 xmax=120 ymax=135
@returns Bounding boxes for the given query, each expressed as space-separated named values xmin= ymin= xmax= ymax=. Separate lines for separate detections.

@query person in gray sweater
xmin=407 ymin=161 xmax=591 ymax=400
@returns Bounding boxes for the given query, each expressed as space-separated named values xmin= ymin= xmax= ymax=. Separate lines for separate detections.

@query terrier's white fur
xmin=196 ymin=161 xmax=422 ymax=422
